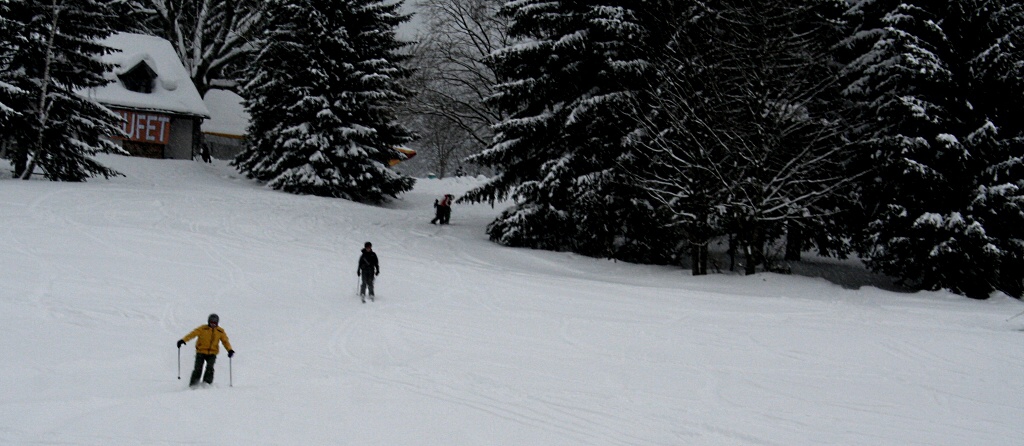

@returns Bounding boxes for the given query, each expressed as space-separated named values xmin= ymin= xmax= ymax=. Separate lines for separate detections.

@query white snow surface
xmin=1 ymin=156 xmax=1023 ymax=445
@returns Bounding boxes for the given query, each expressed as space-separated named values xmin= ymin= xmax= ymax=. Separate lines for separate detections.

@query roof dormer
xmin=118 ymin=61 xmax=157 ymax=94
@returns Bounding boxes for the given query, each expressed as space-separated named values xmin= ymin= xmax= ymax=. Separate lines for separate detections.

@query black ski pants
xmin=190 ymin=353 xmax=217 ymax=386
xmin=360 ymin=271 xmax=376 ymax=296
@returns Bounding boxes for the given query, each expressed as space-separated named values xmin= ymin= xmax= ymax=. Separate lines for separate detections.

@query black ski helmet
xmin=208 ymin=313 xmax=219 ymax=324
xmin=364 ymin=242 xmax=372 ymax=248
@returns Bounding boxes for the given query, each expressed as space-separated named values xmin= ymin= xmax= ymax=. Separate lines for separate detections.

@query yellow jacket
xmin=182 ymin=325 xmax=233 ymax=355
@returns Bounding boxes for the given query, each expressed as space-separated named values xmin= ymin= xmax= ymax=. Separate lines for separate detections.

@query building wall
xmin=107 ymin=108 xmax=203 ymax=160
xmin=204 ymin=133 xmax=246 ymax=160
xmin=165 ymin=117 xmax=196 ymax=159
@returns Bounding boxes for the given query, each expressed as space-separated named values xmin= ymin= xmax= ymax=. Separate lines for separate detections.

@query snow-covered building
xmin=202 ymin=88 xmax=249 ymax=160
xmin=80 ymin=33 xmax=210 ymax=159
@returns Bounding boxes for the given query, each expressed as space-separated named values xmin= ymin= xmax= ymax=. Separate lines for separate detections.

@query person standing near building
xmin=357 ymin=242 xmax=380 ymax=303
xmin=177 ymin=313 xmax=234 ymax=387
xmin=200 ymin=142 xmax=212 ymax=163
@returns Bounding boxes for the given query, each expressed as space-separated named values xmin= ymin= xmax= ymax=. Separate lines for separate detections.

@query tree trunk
xmin=727 ymin=233 xmax=736 ymax=272
xmin=785 ymin=223 xmax=803 ymax=261
xmin=690 ymin=242 xmax=708 ymax=276
xmin=744 ymin=244 xmax=757 ymax=275
xmin=12 ymin=149 xmax=27 ymax=178
xmin=743 ymin=226 xmax=762 ymax=275
xmin=21 ymin=0 xmax=61 ymax=180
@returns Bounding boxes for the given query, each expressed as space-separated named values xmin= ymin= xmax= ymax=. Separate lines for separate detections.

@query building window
xmin=119 ymin=62 xmax=157 ymax=94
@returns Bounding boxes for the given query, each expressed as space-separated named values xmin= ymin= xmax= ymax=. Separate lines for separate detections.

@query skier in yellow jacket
xmin=177 ymin=313 xmax=234 ymax=387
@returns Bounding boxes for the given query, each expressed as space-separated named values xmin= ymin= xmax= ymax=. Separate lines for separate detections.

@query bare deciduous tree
xmin=401 ymin=0 xmax=511 ymax=174
xmin=633 ymin=0 xmax=856 ymax=275
xmin=408 ymin=113 xmax=474 ymax=178
xmin=127 ymin=0 xmax=268 ymax=97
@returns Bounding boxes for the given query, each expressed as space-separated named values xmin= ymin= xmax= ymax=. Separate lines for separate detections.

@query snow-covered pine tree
xmin=463 ymin=0 xmax=678 ymax=263
xmin=967 ymin=2 xmax=1024 ymax=298
xmin=0 ymin=0 xmax=23 ymax=129
xmin=2 ymin=0 xmax=126 ymax=181
xmin=633 ymin=0 xmax=852 ymax=274
xmin=842 ymin=1 xmax=1024 ymax=298
xmin=233 ymin=0 xmax=415 ymax=202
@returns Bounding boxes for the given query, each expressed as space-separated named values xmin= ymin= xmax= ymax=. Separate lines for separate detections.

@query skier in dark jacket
xmin=431 ymin=194 xmax=453 ymax=225
xmin=357 ymin=242 xmax=380 ymax=302
xmin=177 ymin=313 xmax=234 ymax=387
xmin=440 ymin=194 xmax=453 ymax=224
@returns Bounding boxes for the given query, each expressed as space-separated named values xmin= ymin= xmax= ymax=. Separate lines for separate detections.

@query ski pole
xmin=229 ymin=356 xmax=233 ymax=387
xmin=177 ymin=346 xmax=181 ymax=380
xmin=1007 ymin=308 xmax=1024 ymax=322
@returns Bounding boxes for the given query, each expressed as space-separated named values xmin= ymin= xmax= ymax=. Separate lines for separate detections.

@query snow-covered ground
xmin=2 ymin=155 xmax=1023 ymax=445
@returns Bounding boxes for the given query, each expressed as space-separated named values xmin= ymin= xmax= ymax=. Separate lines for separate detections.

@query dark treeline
xmin=459 ymin=0 xmax=1024 ymax=299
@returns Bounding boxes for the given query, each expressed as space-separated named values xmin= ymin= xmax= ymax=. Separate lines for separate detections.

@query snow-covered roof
xmin=202 ymin=89 xmax=249 ymax=137
xmin=79 ymin=33 xmax=210 ymax=118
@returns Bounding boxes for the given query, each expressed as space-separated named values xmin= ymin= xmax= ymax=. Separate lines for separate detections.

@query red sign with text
xmin=112 ymin=109 xmax=171 ymax=145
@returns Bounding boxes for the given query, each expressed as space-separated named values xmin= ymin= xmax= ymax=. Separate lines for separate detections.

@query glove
xmin=228 ymin=350 xmax=235 ymax=358
xmin=357 ymin=271 xmax=361 ymax=276
xmin=375 ymin=271 xmax=379 ymax=276
xmin=177 ymin=340 xmax=185 ymax=348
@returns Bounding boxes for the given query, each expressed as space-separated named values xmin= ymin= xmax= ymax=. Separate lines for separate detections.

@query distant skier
xmin=431 ymin=194 xmax=453 ymax=225
xmin=440 ymin=194 xmax=453 ymax=224
xmin=357 ymin=241 xmax=380 ymax=302
xmin=177 ymin=313 xmax=234 ymax=387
